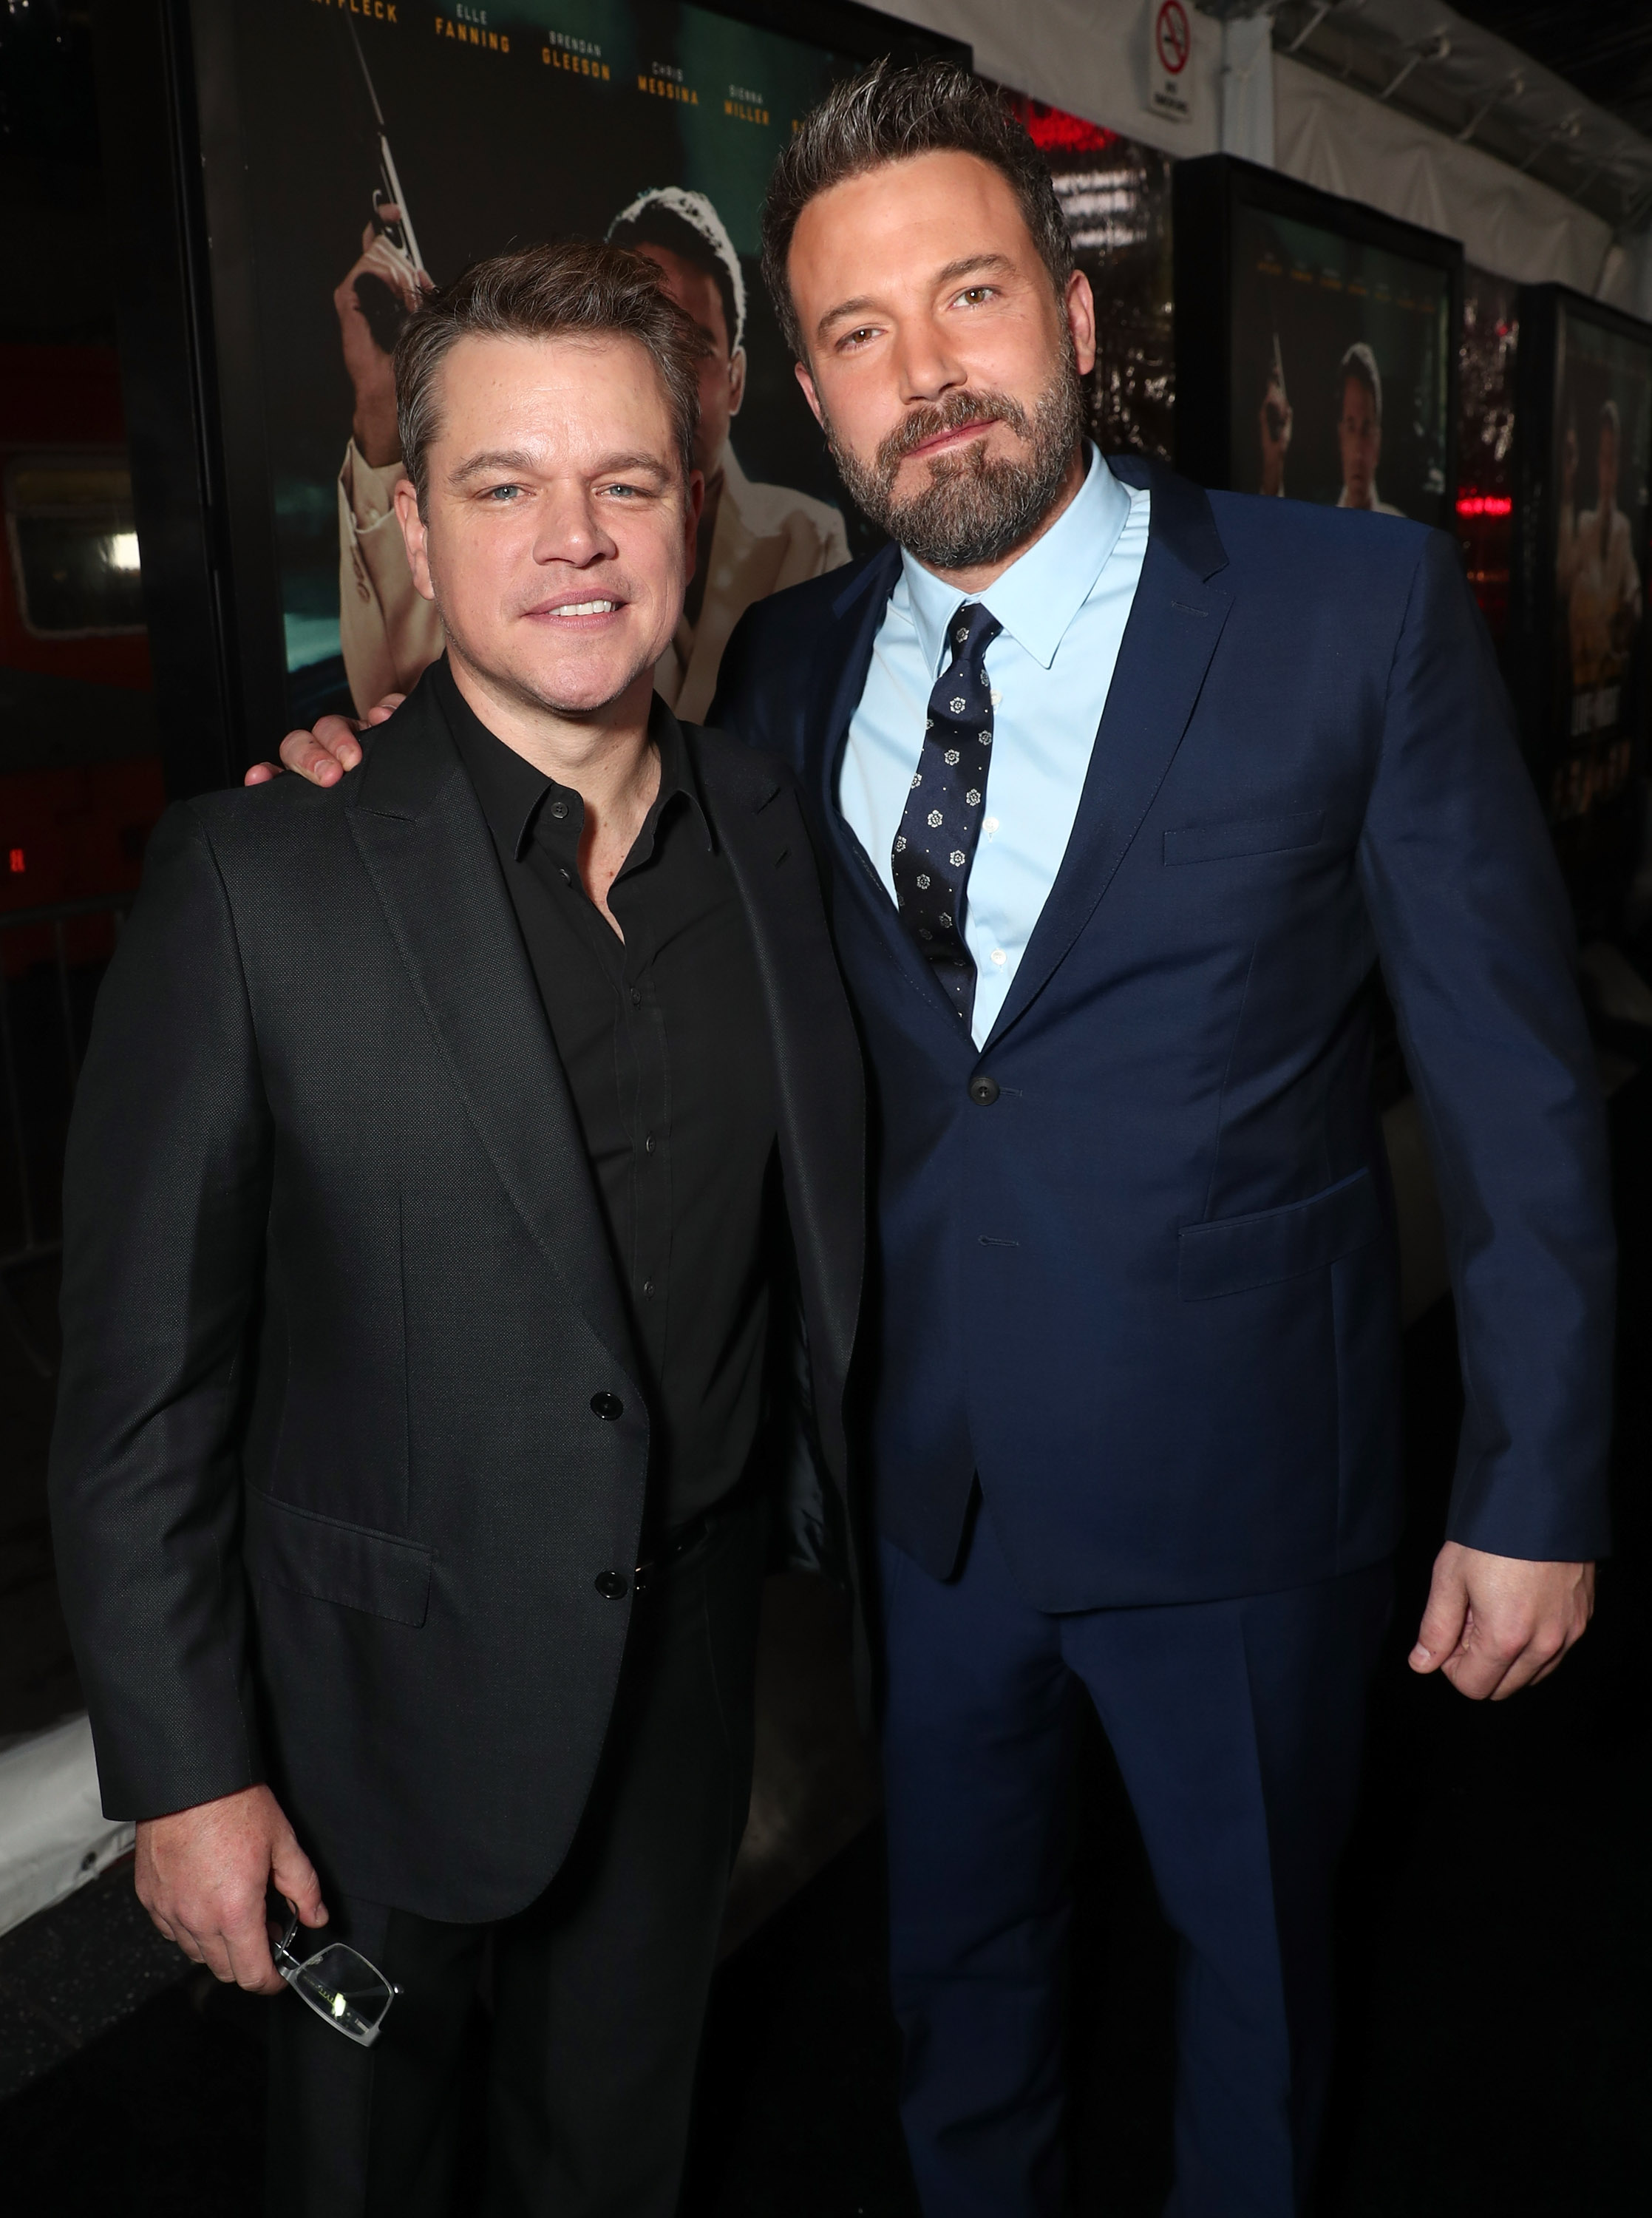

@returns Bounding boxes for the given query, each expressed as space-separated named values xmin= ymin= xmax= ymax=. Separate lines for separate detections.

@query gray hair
xmin=759 ymin=58 xmax=1073 ymax=364
xmin=608 ymin=186 xmax=747 ymax=356
xmin=1339 ymin=340 xmax=1383 ymax=426
xmin=394 ymin=238 xmax=707 ymax=512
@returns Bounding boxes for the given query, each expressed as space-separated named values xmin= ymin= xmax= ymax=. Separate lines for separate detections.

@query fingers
xmin=276 ymin=716 xmax=363 ymax=786
xmin=1408 ymin=1544 xmax=1469 ymax=1676
xmin=314 ymin=713 xmax=367 ymax=765
xmin=1439 ymin=1633 xmax=1517 ymax=1702
xmin=244 ymin=761 xmax=282 ymax=787
xmin=1415 ymin=1546 xmax=1594 ymax=1702
xmin=365 ymin=692 xmax=406 ymax=724
xmin=133 ymin=1785 xmax=313 ymax=1995
xmin=221 ymin=1907 xmax=285 ymax=1995
xmin=270 ymin=1822 xmax=329 ymax=1932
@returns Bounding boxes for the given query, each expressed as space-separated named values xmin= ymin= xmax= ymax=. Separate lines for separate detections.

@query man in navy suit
xmin=270 ymin=61 xmax=1611 ymax=2218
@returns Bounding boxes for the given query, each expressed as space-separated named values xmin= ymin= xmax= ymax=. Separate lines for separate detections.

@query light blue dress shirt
xmin=837 ymin=446 xmax=1151 ymax=1045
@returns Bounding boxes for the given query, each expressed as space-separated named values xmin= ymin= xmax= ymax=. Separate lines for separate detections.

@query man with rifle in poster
xmin=333 ymin=186 xmax=849 ymax=719
xmin=326 ymin=8 xmax=846 ymax=722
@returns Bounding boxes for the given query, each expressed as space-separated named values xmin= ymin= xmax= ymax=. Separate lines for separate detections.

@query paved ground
xmin=0 ymin=1258 xmax=80 ymax=1743
xmin=1 ymin=1070 xmax=1647 ymax=2213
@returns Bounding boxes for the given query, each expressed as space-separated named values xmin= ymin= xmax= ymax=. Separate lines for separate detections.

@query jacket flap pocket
xmin=1163 ymin=810 xmax=1325 ymax=866
xmin=245 ymin=1490 xmax=432 ymax=1627
xmin=1179 ymin=1167 xmax=1381 ymax=1301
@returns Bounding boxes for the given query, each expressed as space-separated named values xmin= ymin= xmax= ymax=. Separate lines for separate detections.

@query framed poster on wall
xmin=1509 ymin=285 xmax=1652 ymax=906
xmin=1172 ymin=155 xmax=1461 ymax=534
xmin=99 ymin=0 xmax=966 ymax=786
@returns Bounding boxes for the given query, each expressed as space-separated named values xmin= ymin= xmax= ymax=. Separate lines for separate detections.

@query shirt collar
xmin=896 ymin=444 xmax=1130 ymax=675
xmin=435 ymin=657 xmax=709 ymax=861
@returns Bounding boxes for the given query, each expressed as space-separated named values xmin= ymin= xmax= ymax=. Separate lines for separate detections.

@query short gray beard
xmin=823 ymin=345 xmax=1087 ymax=571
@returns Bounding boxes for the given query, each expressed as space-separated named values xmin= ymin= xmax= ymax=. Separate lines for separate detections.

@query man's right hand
xmin=243 ymin=695 xmax=403 ymax=788
xmin=135 ymin=1783 xmax=327 ymax=1994
xmin=335 ymin=208 xmax=430 ymax=467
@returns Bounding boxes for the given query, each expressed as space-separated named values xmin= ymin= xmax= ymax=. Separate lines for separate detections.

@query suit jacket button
xmin=590 ymin=1391 xmax=624 ymax=1421
xmin=968 ymin=1074 xmax=1000 ymax=1106
xmin=594 ymin=1570 xmax=628 ymax=1600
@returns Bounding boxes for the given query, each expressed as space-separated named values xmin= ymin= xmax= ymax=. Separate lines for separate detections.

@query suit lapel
xmin=698 ymin=733 xmax=865 ymax=1403
xmin=985 ymin=464 xmax=1233 ymax=1047
xmin=345 ymin=682 xmax=640 ymax=1389
xmin=810 ymin=546 xmax=975 ymax=1051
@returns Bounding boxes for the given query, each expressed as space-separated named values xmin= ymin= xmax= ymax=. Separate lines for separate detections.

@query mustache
xmin=875 ymin=390 xmax=1033 ymax=478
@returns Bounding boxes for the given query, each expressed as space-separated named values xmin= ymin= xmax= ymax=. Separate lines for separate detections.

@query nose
xmin=892 ymin=311 xmax=968 ymax=409
xmin=530 ymin=482 xmax=617 ymax=569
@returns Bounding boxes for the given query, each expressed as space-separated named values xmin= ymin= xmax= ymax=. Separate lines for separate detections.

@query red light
xmin=7 ymin=849 xmax=23 ymax=875
xmin=1003 ymin=92 xmax=1117 ymax=155
xmin=1455 ymin=494 xmax=1512 ymax=518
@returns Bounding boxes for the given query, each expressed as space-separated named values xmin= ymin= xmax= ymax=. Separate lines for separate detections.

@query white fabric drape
xmin=895 ymin=0 xmax=1638 ymax=301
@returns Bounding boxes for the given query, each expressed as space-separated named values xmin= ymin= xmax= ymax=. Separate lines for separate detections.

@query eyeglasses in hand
xmin=268 ymin=1897 xmax=400 ymax=2046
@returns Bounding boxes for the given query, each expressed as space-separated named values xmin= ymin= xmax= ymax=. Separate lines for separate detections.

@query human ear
xmin=795 ymin=360 xmax=825 ymax=429
xmin=393 ymin=477 xmax=436 ymax=604
xmin=1064 ymin=269 xmax=1097 ymax=379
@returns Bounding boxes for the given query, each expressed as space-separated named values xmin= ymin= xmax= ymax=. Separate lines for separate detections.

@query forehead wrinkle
xmin=447 ymin=446 xmax=675 ymax=486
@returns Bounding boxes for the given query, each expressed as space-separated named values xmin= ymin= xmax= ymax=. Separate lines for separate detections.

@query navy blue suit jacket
xmin=711 ymin=457 xmax=1614 ymax=1611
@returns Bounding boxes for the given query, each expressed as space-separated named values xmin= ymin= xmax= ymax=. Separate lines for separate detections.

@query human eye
xmin=835 ymin=325 xmax=880 ymax=353
xmin=480 ymin=482 xmax=525 ymax=503
xmin=951 ymin=285 xmax=998 ymax=309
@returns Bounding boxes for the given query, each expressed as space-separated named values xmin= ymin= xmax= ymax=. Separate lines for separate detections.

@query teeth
xmin=550 ymin=600 xmax=617 ymax=617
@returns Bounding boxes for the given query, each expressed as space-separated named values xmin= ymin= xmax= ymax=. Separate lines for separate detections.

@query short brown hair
xmin=393 ymin=239 xmax=707 ymax=511
xmin=760 ymin=58 xmax=1073 ymax=364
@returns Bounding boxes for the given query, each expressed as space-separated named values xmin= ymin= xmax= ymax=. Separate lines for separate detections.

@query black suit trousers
xmin=265 ymin=1502 xmax=764 ymax=2218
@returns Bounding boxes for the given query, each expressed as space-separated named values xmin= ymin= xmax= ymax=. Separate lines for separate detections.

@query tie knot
xmin=945 ymin=601 xmax=1002 ymax=671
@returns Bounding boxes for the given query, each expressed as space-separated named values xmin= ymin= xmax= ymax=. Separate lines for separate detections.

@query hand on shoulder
xmin=242 ymin=693 xmax=405 ymax=789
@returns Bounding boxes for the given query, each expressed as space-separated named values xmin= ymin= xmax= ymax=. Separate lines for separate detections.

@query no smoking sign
xmin=1149 ymin=0 xmax=1193 ymax=122
xmin=1156 ymin=0 xmax=1190 ymax=75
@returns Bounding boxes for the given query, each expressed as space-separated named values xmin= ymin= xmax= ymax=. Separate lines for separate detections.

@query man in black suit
xmin=48 ymin=240 xmax=863 ymax=2217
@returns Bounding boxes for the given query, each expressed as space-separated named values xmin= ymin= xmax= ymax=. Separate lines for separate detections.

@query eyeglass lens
xmin=270 ymin=1902 xmax=396 ymax=2046
xmin=287 ymin=1943 xmax=395 ymax=2044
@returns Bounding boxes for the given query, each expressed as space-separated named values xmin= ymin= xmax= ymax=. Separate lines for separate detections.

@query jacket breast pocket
xmin=245 ymin=1488 xmax=432 ymax=1627
xmin=1162 ymin=810 xmax=1325 ymax=866
xmin=1178 ymin=1167 xmax=1382 ymax=1301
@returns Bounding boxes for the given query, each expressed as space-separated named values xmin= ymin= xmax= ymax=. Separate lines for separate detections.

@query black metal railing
xmin=0 ymin=894 xmax=131 ymax=1375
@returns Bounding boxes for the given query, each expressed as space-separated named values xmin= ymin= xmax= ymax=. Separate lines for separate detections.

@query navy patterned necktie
xmin=891 ymin=600 xmax=1004 ymax=1025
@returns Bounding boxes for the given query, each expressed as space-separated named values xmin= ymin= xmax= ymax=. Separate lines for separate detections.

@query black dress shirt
xmin=434 ymin=659 xmax=777 ymax=1531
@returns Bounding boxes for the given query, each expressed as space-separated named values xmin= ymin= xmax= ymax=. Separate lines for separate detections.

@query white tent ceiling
xmin=891 ymin=0 xmax=1652 ymax=312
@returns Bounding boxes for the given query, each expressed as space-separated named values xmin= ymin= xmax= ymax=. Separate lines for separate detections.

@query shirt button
xmin=559 ymin=868 xmax=571 ymax=884
xmin=983 ymin=815 xmax=999 ymax=838
xmin=548 ymin=799 xmax=569 ymax=821
xmin=990 ymin=688 xmax=1003 ymax=707
xmin=990 ymin=949 xmax=1006 ymax=967
xmin=590 ymin=1391 xmax=624 ymax=1421
xmin=630 ymin=986 xmax=642 ymax=1006
xmin=641 ymin=1278 xmax=655 ymax=1298
xmin=594 ymin=1569 xmax=628 ymax=1600
xmin=968 ymin=1074 xmax=1000 ymax=1106
xmin=643 ymin=1133 xmax=656 ymax=1154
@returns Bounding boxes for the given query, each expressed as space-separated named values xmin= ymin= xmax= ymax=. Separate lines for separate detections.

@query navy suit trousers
xmin=879 ymin=1502 xmax=1392 ymax=2218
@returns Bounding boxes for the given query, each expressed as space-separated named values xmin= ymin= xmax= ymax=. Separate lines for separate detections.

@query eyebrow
xmin=448 ymin=447 xmax=673 ymax=485
xmin=815 ymin=253 xmax=1017 ymax=342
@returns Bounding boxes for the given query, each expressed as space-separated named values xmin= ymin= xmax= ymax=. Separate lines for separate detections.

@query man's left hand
xmin=1409 ymin=1542 xmax=1594 ymax=1700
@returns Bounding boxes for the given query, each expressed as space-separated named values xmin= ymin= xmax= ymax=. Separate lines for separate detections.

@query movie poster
xmin=1228 ymin=204 xmax=1454 ymax=529
xmin=1001 ymin=95 xmax=1174 ymax=464
xmin=230 ymin=1 xmax=869 ymax=727
xmin=1456 ymin=266 xmax=1518 ymax=642
xmin=1546 ymin=301 xmax=1651 ymax=827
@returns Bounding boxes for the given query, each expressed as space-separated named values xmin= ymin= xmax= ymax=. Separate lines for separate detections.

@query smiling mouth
xmin=543 ymin=598 xmax=621 ymax=617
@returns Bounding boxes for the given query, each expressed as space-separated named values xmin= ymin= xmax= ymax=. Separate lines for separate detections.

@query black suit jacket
xmin=47 ymin=677 xmax=864 ymax=1922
